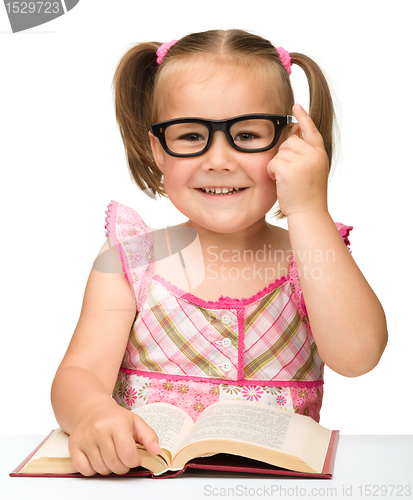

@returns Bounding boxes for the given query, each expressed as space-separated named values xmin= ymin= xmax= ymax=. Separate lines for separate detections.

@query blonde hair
xmin=112 ymin=29 xmax=335 ymax=219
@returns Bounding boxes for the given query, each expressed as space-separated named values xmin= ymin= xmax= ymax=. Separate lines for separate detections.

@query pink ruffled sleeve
xmin=334 ymin=222 xmax=353 ymax=253
xmin=104 ymin=200 xmax=154 ymax=311
xmin=288 ymin=222 xmax=353 ymax=337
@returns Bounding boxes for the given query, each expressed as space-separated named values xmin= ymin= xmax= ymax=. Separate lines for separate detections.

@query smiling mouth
xmin=198 ymin=187 xmax=248 ymax=196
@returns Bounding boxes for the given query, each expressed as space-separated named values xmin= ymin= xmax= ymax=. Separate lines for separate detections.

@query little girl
xmin=51 ymin=29 xmax=388 ymax=476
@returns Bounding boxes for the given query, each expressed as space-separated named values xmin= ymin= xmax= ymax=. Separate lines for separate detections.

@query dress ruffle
xmin=104 ymin=200 xmax=154 ymax=311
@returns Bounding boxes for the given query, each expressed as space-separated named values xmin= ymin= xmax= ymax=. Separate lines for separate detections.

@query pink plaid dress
xmin=105 ymin=201 xmax=353 ymax=423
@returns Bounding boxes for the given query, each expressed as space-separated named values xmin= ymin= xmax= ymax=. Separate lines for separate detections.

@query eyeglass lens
xmin=164 ymin=119 xmax=276 ymax=155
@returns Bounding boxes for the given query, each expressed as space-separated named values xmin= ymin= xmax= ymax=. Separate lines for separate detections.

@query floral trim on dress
xmin=290 ymin=385 xmax=323 ymax=422
xmin=112 ymin=372 xmax=151 ymax=412
xmin=146 ymin=378 xmax=220 ymax=421
xmin=219 ymin=384 xmax=295 ymax=413
xmin=113 ymin=373 xmax=322 ymax=422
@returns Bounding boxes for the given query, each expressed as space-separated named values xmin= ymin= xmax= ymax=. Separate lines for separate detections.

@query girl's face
xmin=150 ymin=60 xmax=293 ymax=236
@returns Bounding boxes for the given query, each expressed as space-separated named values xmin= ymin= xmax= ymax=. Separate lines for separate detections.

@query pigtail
xmin=111 ymin=42 xmax=166 ymax=197
xmin=289 ymin=53 xmax=335 ymax=169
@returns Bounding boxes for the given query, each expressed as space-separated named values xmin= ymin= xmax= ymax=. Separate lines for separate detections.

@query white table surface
xmin=2 ymin=435 xmax=412 ymax=500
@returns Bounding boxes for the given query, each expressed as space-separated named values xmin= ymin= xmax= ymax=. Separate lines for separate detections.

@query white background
xmin=1 ymin=0 xmax=412 ymax=437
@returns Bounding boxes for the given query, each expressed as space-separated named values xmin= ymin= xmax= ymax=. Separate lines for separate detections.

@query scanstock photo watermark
xmin=94 ymin=226 xmax=334 ymax=293
xmin=3 ymin=0 xmax=79 ymax=32
xmin=202 ymin=483 xmax=412 ymax=498
xmin=205 ymin=245 xmax=333 ymax=282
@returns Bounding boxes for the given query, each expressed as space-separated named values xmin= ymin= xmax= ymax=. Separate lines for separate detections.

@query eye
xmin=235 ymin=132 xmax=257 ymax=142
xmin=180 ymin=133 xmax=204 ymax=142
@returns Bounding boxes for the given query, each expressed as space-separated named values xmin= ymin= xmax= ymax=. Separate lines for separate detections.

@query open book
xmin=12 ymin=400 xmax=339 ymax=478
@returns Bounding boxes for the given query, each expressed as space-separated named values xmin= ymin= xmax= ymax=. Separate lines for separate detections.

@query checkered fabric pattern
xmin=106 ymin=201 xmax=352 ymax=386
xmin=121 ymin=277 xmax=323 ymax=383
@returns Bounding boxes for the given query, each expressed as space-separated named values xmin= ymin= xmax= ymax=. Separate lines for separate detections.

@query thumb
xmin=132 ymin=414 xmax=162 ymax=455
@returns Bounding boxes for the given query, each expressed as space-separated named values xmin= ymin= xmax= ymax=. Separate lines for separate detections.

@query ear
xmin=287 ymin=123 xmax=302 ymax=139
xmin=278 ymin=122 xmax=302 ymax=146
xmin=149 ymin=131 xmax=164 ymax=173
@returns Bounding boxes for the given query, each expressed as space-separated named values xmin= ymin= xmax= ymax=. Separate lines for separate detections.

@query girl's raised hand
xmin=68 ymin=400 xmax=161 ymax=476
xmin=267 ymin=104 xmax=329 ymax=218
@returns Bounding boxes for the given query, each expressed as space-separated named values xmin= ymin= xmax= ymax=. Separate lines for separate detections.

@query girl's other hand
xmin=267 ymin=104 xmax=329 ymax=218
xmin=68 ymin=399 xmax=161 ymax=476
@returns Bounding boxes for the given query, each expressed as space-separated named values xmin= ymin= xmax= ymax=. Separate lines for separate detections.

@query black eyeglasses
xmin=150 ymin=114 xmax=293 ymax=158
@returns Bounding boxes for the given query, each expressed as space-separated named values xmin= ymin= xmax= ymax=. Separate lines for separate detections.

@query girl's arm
xmin=269 ymin=105 xmax=388 ymax=377
xmin=51 ymin=239 xmax=161 ymax=475
xmin=287 ymin=210 xmax=388 ymax=377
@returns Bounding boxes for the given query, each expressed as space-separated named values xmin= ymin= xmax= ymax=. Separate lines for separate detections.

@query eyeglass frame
xmin=150 ymin=113 xmax=294 ymax=158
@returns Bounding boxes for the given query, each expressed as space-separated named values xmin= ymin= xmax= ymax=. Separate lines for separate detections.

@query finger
xmin=69 ymin=448 xmax=97 ymax=477
xmin=82 ymin=443 xmax=113 ymax=476
xmin=113 ymin=428 xmax=143 ymax=469
xmin=287 ymin=122 xmax=302 ymax=140
xmin=277 ymin=135 xmax=310 ymax=156
xmin=267 ymin=158 xmax=289 ymax=180
xmin=133 ymin=415 xmax=162 ymax=455
xmin=98 ymin=436 xmax=131 ymax=475
xmin=292 ymin=104 xmax=324 ymax=149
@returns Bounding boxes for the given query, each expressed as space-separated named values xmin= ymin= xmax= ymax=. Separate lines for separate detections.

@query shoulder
xmin=90 ymin=240 xmax=136 ymax=308
xmin=93 ymin=238 xmax=124 ymax=274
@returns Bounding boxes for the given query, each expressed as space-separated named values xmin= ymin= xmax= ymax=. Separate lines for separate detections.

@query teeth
xmin=202 ymin=187 xmax=242 ymax=195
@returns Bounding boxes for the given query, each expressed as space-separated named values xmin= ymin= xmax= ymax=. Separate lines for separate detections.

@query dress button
xmin=222 ymin=362 xmax=232 ymax=372
xmin=221 ymin=338 xmax=232 ymax=348
xmin=220 ymin=313 xmax=232 ymax=325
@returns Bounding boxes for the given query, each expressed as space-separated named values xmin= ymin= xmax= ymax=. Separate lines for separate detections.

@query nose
xmin=201 ymin=131 xmax=237 ymax=172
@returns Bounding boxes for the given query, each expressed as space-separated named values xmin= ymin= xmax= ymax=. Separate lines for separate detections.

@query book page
xmin=301 ymin=418 xmax=333 ymax=472
xmin=26 ymin=429 xmax=71 ymax=460
xmin=20 ymin=429 xmax=77 ymax=474
xmin=180 ymin=400 xmax=292 ymax=451
xmin=133 ymin=403 xmax=194 ymax=458
xmin=179 ymin=400 xmax=331 ymax=473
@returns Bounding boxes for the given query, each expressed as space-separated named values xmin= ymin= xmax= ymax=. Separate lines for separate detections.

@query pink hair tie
xmin=156 ymin=40 xmax=178 ymax=64
xmin=276 ymin=46 xmax=292 ymax=75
